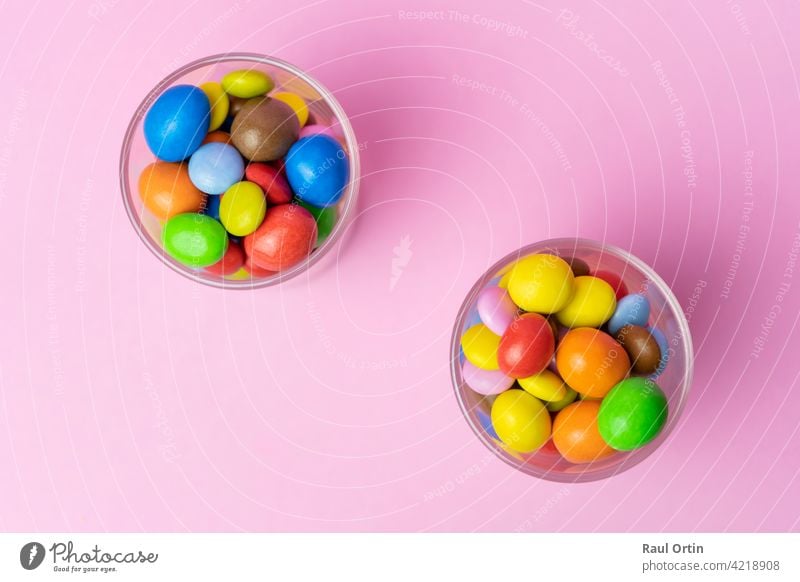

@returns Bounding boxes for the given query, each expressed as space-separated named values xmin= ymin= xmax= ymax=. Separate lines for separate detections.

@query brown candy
xmin=567 ymin=257 xmax=591 ymax=277
xmin=230 ymin=97 xmax=300 ymax=162
xmin=228 ymin=95 xmax=249 ymax=117
xmin=614 ymin=325 xmax=661 ymax=375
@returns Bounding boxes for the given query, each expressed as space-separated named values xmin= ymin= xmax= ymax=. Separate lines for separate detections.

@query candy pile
xmin=460 ymin=253 xmax=670 ymax=463
xmin=138 ymin=68 xmax=349 ymax=279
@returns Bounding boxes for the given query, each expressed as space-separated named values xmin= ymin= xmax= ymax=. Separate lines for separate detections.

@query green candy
xmin=297 ymin=200 xmax=337 ymax=247
xmin=162 ymin=213 xmax=228 ymax=268
xmin=598 ymin=377 xmax=668 ymax=451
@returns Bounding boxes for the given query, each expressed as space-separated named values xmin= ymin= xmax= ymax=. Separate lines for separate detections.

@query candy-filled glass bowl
xmin=451 ymin=238 xmax=693 ymax=482
xmin=120 ymin=53 xmax=360 ymax=288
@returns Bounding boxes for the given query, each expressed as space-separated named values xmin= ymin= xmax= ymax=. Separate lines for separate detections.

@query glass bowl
xmin=120 ymin=53 xmax=360 ymax=288
xmin=450 ymin=238 xmax=693 ymax=482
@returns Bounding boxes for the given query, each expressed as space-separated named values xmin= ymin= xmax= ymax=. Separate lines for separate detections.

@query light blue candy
xmin=607 ymin=293 xmax=651 ymax=334
xmin=188 ymin=143 xmax=244 ymax=195
xmin=143 ymin=85 xmax=210 ymax=162
xmin=648 ymin=326 xmax=669 ymax=378
xmin=284 ymin=135 xmax=349 ymax=207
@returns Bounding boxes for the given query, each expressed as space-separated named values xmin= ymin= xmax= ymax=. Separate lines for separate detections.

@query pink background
xmin=1 ymin=0 xmax=799 ymax=532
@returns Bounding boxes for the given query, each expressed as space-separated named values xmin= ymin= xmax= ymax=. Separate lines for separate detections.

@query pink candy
xmin=461 ymin=361 xmax=515 ymax=396
xmin=476 ymin=286 xmax=517 ymax=336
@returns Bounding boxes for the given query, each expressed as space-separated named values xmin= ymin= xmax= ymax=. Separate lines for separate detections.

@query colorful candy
xmin=162 ymin=213 xmax=227 ymax=268
xmin=230 ymin=97 xmax=299 ymax=161
xmin=204 ymin=241 xmax=245 ymax=276
xmin=497 ymin=313 xmax=554 ymax=378
xmin=545 ymin=386 xmax=578 ymax=412
xmin=219 ymin=181 xmax=267 ymax=236
xmin=556 ymin=275 xmax=616 ymax=328
xmin=556 ymin=328 xmax=630 ymax=398
xmin=134 ymin=64 xmax=352 ymax=282
xmin=518 ymin=369 xmax=567 ymax=402
xmin=491 ymin=389 xmax=551 ymax=453
xmin=221 ymin=69 xmax=273 ymax=99
xmin=614 ymin=325 xmax=662 ymax=375
xmin=552 ymin=401 xmax=615 ymax=463
xmin=284 ymin=135 xmax=349 ymax=208
xmin=144 ymin=85 xmax=210 ymax=162
xmin=607 ymin=293 xmax=650 ymax=335
xmin=476 ymin=286 xmax=517 ymax=336
xmin=138 ymin=162 xmax=205 ymax=220
xmin=506 ymin=254 xmax=575 ymax=313
xmin=272 ymin=91 xmax=309 ymax=127
xmin=462 ymin=361 xmax=514 ymax=396
xmin=244 ymin=205 xmax=317 ymax=271
xmin=460 ymin=323 xmax=501 ymax=370
xmin=200 ymin=82 xmax=230 ymax=132
xmin=598 ymin=377 xmax=668 ymax=450
xmin=458 ymin=251 xmax=677 ymax=466
xmin=298 ymin=200 xmax=337 ymax=247
xmin=188 ymin=143 xmax=245 ymax=195
xmin=245 ymin=162 xmax=293 ymax=205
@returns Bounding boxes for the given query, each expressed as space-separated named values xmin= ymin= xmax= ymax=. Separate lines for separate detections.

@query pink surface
xmin=1 ymin=0 xmax=799 ymax=532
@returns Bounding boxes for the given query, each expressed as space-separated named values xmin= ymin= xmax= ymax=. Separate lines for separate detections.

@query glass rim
xmin=449 ymin=237 xmax=694 ymax=483
xmin=119 ymin=52 xmax=361 ymax=289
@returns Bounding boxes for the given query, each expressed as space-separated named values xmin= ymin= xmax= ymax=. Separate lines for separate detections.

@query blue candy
xmin=143 ymin=85 xmax=210 ymax=162
xmin=607 ymin=293 xmax=650 ymax=334
xmin=284 ymin=135 xmax=349 ymax=207
xmin=188 ymin=143 xmax=244 ymax=195
xmin=648 ymin=326 xmax=669 ymax=378
xmin=203 ymin=194 xmax=221 ymax=220
xmin=477 ymin=410 xmax=500 ymax=441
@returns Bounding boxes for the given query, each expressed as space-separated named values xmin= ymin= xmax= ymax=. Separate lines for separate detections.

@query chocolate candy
xmin=615 ymin=325 xmax=661 ymax=375
xmin=230 ymin=97 xmax=299 ymax=161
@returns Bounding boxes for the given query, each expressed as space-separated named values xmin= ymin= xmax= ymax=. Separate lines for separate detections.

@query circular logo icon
xmin=20 ymin=542 xmax=45 ymax=570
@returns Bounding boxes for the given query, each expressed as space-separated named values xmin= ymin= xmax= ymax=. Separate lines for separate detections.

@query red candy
xmin=244 ymin=256 xmax=276 ymax=277
xmin=497 ymin=313 xmax=555 ymax=379
xmin=204 ymin=242 xmax=245 ymax=275
xmin=245 ymin=162 xmax=293 ymax=205
xmin=594 ymin=270 xmax=629 ymax=300
xmin=244 ymin=205 xmax=317 ymax=271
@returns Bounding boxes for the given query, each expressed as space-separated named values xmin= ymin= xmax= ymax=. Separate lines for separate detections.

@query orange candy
xmin=556 ymin=328 xmax=630 ymax=398
xmin=202 ymin=131 xmax=232 ymax=145
xmin=552 ymin=401 xmax=615 ymax=463
xmin=138 ymin=162 xmax=205 ymax=220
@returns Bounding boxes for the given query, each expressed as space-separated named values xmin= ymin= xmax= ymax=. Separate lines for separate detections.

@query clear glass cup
xmin=450 ymin=238 xmax=693 ymax=482
xmin=120 ymin=53 xmax=360 ymax=288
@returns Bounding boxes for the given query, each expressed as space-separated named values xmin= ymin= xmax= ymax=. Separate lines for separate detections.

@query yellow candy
xmin=507 ymin=254 xmax=575 ymax=313
xmin=219 ymin=181 xmax=267 ymax=236
xmin=200 ymin=82 xmax=230 ymax=131
xmin=491 ymin=389 xmax=551 ymax=453
xmin=221 ymin=69 xmax=274 ymax=99
xmin=272 ymin=91 xmax=309 ymax=127
xmin=227 ymin=267 xmax=250 ymax=280
xmin=545 ymin=386 xmax=578 ymax=412
xmin=498 ymin=271 xmax=512 ymax=289
xmin=461 ymin=324 xmax=500 ymax=370
xmin=518 ymin=369 xmax=568 ymax=402
xmin=556 ymin=275 xmax=617 ymax=328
